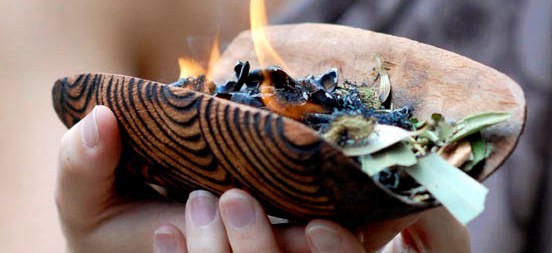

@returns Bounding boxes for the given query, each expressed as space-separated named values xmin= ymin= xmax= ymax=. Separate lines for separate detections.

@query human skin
xmin=56 ymin=105 xmax=470 ymax=253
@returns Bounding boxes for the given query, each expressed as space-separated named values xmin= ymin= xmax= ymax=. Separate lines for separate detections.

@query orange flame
xmin=178 ymin=58 xmax=205 ymax=79
xmin=261 ymin=93 xmax=328 ymax=120
xmin=206 ymin=35 xmax=221 ymax=79
xmin=250 ymin=0 xmax=288 ymax=71
xmin=178 ymin=35 xmax=221 ymax=80
xmin=177 ymin=1 xmax=326 ymax=120
xmin=249 ymin=0 xmax=327 ymax=120
xmin=178 ymin=0 xmax=287 ymax=78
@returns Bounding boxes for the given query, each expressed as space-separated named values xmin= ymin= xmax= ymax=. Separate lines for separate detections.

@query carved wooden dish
xmin=52 ymin=23 xmax=525 ymax=224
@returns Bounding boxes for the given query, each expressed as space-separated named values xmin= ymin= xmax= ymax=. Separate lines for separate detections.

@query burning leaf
xmin=361 ymin=143 xmax=417 ymax=176
xmin=342 ymin=124 xmax=414 ymax=156
xmin=404 ymin=153 xmax=489 ymax=225
xmin=448 ymin=112 xmax=511 ymax=143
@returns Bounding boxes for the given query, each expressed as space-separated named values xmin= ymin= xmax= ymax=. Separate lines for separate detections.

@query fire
xmin=178 ymin=58 xmax=205 ymax=79
xmin=178 ymin=35 xmax=221 ymax=79
xmin=250 ymin=0 xmax=327 ymax=120
xmin=206 ymin=35 xmax=221 ymax=79
xmin=250 ymin=0 xmax=288 ymax=70
xmin=261 ymin=91 xmax=328 ymax=120
xmin=177 ymin=0 xmax=326 ymax=120
xmin=178 ymin=0 xmax=286 ymax=79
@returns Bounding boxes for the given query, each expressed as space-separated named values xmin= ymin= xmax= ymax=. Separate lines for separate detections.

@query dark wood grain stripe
xmin=53 ymin=73 xmax=360 ymax=219
xmin=200 ymin=96 xmax=333 ymax=214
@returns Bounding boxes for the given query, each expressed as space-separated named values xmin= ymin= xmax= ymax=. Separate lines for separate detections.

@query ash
xmin=172 ymin=61 xmax=412 ymax=132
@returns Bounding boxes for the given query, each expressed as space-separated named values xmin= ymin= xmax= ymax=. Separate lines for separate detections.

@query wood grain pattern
xmin=53 ymin=73 xmax=428 ymax=223
xmin=52 ymin=24 xmax=526 ymax=223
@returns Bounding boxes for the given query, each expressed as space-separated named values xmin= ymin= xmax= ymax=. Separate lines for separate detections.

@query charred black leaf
xmin=308 ymin=89 xmax=339 ymax=110
xmin=234 ymin=61 xmax=250 ymax=90
xmin=318 ymin=68 xmax=338 ymax=92
xmin=215 ymin=80 xmax=238 ymax=94
xmin=230 ymin=93 xmax=264 ymax=107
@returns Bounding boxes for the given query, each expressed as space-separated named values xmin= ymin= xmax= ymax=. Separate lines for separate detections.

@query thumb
xmin=55 ymin=105 xmax=122 ymax=226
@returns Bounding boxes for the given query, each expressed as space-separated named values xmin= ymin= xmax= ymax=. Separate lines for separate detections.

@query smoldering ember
xmin=171 ymin=60 xmax=412 ymax=133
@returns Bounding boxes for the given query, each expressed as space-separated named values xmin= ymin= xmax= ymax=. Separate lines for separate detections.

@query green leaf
xmin=431 ymin=113 xmax=452 ymax=142
xmin=419 ymin=129 xmax=440 ymax=143
xmin=463 ymin=134 xmax=491 ymax=172
xmin=404 ymin=153 xmax=489 ymax=225
xmin=360 ymin=143 xmax=417 ymax=176
xmin=342 ymin=124 xmax=415 ymax=156
xmin=410 ymin=118 xmax=426 ymax=130
xmin=448 ymin=112 xmax=511 ymax=143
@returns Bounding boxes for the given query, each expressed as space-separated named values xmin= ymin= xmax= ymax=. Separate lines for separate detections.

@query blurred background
xmin=0 ymin=0 xmax=549 ymax=252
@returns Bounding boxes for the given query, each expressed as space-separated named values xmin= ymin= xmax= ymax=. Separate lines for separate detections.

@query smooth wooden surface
xmin=53 ymin=23 xmax=525 ymax=223
xmin=214 ymin=23 xmax=526 ymax=182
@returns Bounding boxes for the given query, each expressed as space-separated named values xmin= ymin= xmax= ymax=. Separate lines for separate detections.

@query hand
xmin=161 ymin=189 xmax=470 ymax=253
xmin=56 ymin=106 xmax=470 ymax=253
xmin=56 ymin=105 xmax=308 ymax=252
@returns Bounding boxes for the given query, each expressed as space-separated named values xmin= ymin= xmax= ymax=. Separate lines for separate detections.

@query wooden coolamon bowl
xmin=52 ymin=23 xmax=525 ymax=224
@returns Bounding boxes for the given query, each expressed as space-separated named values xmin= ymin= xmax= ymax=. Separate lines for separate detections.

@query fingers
xmin=184 ymin=190 xmax=230 ymax=253
xmin=154 ymin=224 xmax=188 ymax=253
xmin=305 ymin=220 xmax=366 ymax=253
xmin=273 ymin=225 xmax=310 ymax=253
xmin=219 ymin=189 xmax=281 ymax=253
xmin=356 ymin=213 xmax=422 ymax=252
xmin=183 ymin=189 xmax=286 ymax=253
xmin=56 ymin=105 xmax=122 ymax=226
xmin=382 ymin=207 xmax=470 ymax=253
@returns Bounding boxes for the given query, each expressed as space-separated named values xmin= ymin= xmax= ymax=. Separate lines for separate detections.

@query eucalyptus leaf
xmin=463 ymin=134 xmax=491 ymax=172
xmin=419 ymin=129 xmax=439 ymax=143
xmin=448 ymin=112 xmax=511 ymax=143
xmin=342 ymin=124 xmax=415 ymax=156
xmin=404 ymin=153 xmax=489 ymax=225
xmin=410 ymin=118 xmax=426 ymax=129
xmin=432 ymin=113 xmax=452 ymax=142
xmin=361 ymin=143 xmax=417 ymax=176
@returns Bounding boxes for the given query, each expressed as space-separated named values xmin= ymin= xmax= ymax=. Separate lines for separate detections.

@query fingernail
xmin=306 ymin=225 xmax=342 ymax=253
xmin=81 ymin=106 xmax=99 ymax=148
xmin=222 ymin=194 xmax=255 ymax=229
xmin=189 ymin=190 xmax=217 ymax=226
xmin=154 ymin=226 xmax=177 ymax=253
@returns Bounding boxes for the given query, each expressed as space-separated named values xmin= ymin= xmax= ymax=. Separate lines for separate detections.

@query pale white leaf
xmin=342 ymin=124 xmax=414 ymax=156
